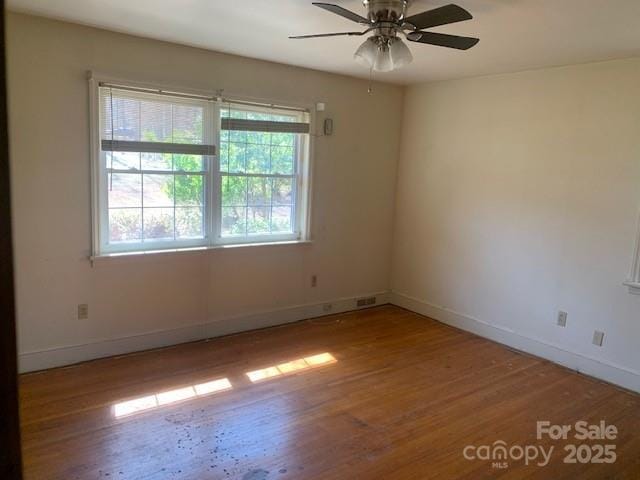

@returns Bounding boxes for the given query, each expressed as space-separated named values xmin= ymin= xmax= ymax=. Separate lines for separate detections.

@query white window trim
xmin=624 ymin=211 xmax=640 ymax=295
xmin=88 ymin=72 xmax=314 ymax=259
xmin=88 ymin=240 xmax=314 ymax=265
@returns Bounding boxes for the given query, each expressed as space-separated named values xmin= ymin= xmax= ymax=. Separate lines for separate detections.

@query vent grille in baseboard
xmin=356 ymin=297 xmax=377 ymax=307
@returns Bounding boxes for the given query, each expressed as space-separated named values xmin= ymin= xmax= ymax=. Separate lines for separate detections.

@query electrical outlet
xmin=77 ymin=304 xmax=89 ymax=320
xmin=311 ymin=275 xmax=317 ymax=287
xmin=592 ymin=330 xmax=605 ymax=347
xmin=557 ymin=311 xmax=567 ymax=327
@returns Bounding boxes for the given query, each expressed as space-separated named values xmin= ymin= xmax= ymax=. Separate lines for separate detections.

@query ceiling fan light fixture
xmin=373 ymin=41 xmax=394 ymax=72
xmin=354 ymin=37 xmax=379 ymax=68
xmin=354 ymin=36 xmax=413 ymax=72
xmin=388 ymin=37 xmax=413 ymax=69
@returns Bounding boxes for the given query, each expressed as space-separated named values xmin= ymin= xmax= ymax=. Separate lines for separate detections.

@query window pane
xmin=109 ymin=208 xmax=142 ymax=242
xmin=110 ymin=97 xmax=140 ymax=141
xmin=271 ymin=206 xmax=293 ymax=233
xmin=247 ymin=112 xmax=270 ymax=121
xmin=246 ymin=144 xmax=270 ymax=174
xmin=271 ymin=132 xmax=294 ymax=147
xmin=101 ymin=95 xmax=113 ymax=138
xmin=273 ymin=113 xmax=296 ymax=122
xmin=173 ymin=104 xmax=203 ymax=144
xmin=247 ymin=207 xmax=270 ymax=234
xmin=219 ymin=142 xmax=229 ymax=173
xmin=248 ymin=177 xmax=271 ymax=206
xmin=143 ymin=208 xmax=174 ymax=240
xmin=271 ymin=146 xmax=294 ymax=175
xmin=228 ymin=143 xmax=246 ymax=173
xmin=143 ymin=174 xmax=174 ymax=207
xmin=108 ymin=151 xmax=140 ymax=170
xmin=230 ymin=130 xmax=247 ymax=143
xmin=222 ymin=176 xmax=247 ymax=206
xmin=140 ymin=100 xmax=172 ymax=142
xmin=273 ymin=178 xmax=293 ymax=205
xmin=141 ymin=152 xmax=171 ymax=171
xmin=173 ymin=154 xmax=204 ymax=172
xmin=109 ymin=173 xmax=141 ymax=208
xmin=174 ymin=175 xmax=204 ymax=206
xmin=247 ymin=131 xmax=270 ymax=145
xmin=176 ymin=207 xmax=204 ymax=239
xmin=221 ymin=207 xmax=246 ymax=236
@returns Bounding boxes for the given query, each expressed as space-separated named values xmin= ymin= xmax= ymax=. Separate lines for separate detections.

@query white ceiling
xmin=7 ymin=0 xmax=640 ymax=85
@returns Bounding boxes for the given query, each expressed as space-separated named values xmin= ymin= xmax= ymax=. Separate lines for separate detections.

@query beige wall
xmin=10 ymin=11 xmax=640 ymax=388
xmin=7 ymin=13 xmax=403 ymax=363
xmin=392 ymin=57 xmax=640 ymax=385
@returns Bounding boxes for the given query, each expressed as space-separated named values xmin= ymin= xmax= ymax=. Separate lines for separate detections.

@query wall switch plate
xmin=316 ymin=102 xmax=326 ymax=112
xmin=311 ymin=275 xmax=318 ymax=287
xmin=78 ymin=304 xmax=89 ymax=320
xmin=557 ymin=311 xmax=567 ymax=327
xmin=592 ymin=330 xmax=605 ymax=347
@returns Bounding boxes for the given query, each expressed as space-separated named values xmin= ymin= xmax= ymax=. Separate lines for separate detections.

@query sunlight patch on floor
xmin=246 ymin=352 xmax=337 ymax=383
xmin=113 ymin=378 xmax=232 ymax=418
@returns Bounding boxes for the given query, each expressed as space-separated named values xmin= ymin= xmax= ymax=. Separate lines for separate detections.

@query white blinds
xmin=221 ymin=118 xmax=309 ymax=134
xmin=220 ymin=103 xmax=310 ymax=134
xmin=101 ymin=140 xmax=215 ymax=156
xmin=99 ymin=86 xmax=310 ymax=156
xmin=100 ymin=86 xmax=216 ymax=156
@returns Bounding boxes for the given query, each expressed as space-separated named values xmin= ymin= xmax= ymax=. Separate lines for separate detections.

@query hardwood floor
xmin=20 ymin=306 xmax=640 ymax=479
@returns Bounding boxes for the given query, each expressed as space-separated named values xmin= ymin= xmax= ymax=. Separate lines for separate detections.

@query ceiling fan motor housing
xmin=363 ymin=0 xmax=409 ymax=23
xmin=363 ymin=0 xmax=409 ymax=39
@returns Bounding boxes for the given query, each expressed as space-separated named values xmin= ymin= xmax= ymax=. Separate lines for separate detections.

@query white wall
xmin=10 ymin=12 xmax=640 ymax=391
xmin=7 ymin=13 xmax=403 ymax=370
xmin=392 ymin=57 xmax=640 ymax=391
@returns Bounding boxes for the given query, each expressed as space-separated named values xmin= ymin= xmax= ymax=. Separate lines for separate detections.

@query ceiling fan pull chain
xmin=368 ymin=66 xmax=374 ymax=94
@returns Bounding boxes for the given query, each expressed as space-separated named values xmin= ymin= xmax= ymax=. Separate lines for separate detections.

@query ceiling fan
xmin=290 ymin=1 xmax=479 ymax=72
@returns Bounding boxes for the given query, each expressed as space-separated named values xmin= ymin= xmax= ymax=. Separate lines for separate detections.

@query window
xmin=625 ymin=212 xmax=640 ymax=295
xmin=218 ymin=105 xmax=307 ymax=243
xmin=91 ymin=78 xmax=311 ymax=256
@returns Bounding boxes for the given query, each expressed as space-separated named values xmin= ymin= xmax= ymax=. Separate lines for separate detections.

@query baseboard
xmin=390 ymin=292 xmax=640 ymax=393
xmin=19 ymin=291 xmax=390 ymax=373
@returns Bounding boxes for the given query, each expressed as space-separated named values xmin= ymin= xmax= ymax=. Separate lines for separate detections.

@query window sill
xmin=89 ymin=240 xmax=313 ymax=265
xmin=623 ymin=281 xmax=640 ymax=295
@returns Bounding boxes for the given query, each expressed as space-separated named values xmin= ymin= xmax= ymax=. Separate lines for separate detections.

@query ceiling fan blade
xmin=312 ymin=2 xmax=370 ymax=25
xmin=289 ymin=31 xmax=365 ymax=39
xmin=404 ymin=4 xmax=472 ymax=30
xmin=407 ymin=31 xmax=479 ymax=50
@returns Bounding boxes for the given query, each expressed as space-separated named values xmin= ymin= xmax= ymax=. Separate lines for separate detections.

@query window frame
xmin=89 ymin=73 xmax=313 ymax=257
xmin=97 ymin=88 xmax=214 ymax=254
xmin=214 ymin=102 xmax=309 ymax=246
xmin=624 ymin=211 xmax=640 ymax=295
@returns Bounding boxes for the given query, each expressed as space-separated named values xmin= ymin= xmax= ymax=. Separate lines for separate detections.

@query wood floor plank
xmin=20 ymin=306 xmax=640 ymax=479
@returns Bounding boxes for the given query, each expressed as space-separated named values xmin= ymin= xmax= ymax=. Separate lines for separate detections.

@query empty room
xmin=1 ymin=0 xmax=640 ymax=478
